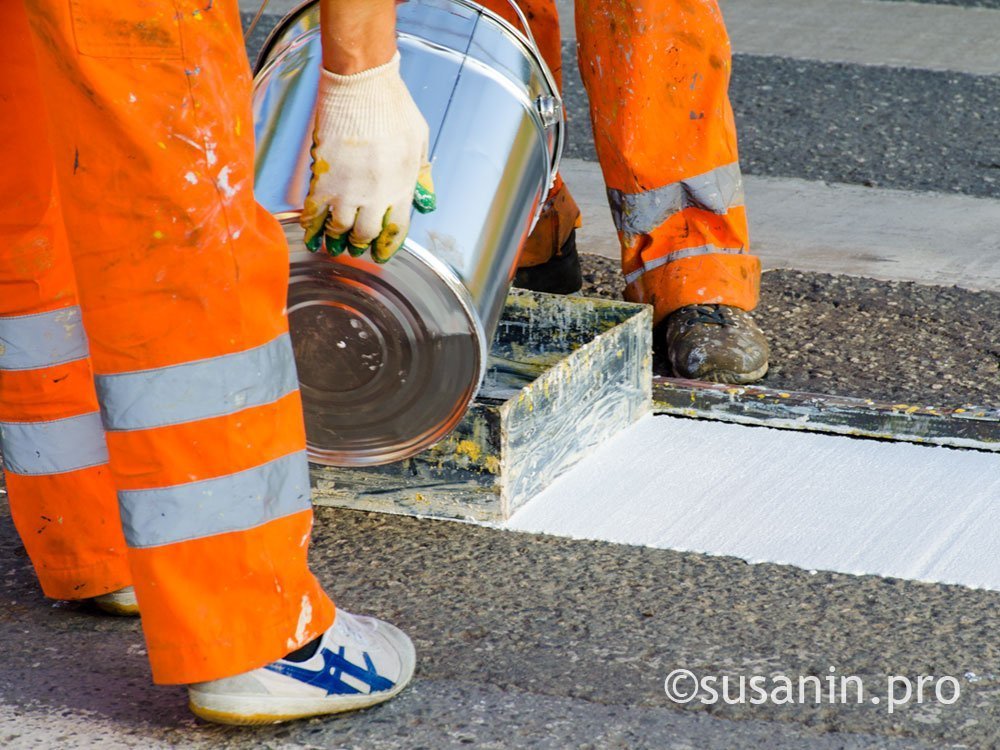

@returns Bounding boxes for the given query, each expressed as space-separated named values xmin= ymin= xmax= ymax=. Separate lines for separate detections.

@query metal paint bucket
xmin=252 ymin=0 xmax=563 ymax=466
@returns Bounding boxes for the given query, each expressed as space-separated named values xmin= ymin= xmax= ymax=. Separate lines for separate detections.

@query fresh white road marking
xmin=505 ymin=415 xmax=1000 ymax=591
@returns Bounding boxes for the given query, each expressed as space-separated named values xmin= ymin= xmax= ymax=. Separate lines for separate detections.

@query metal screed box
xmin=309 ymin=290 xmax=653 ymax=522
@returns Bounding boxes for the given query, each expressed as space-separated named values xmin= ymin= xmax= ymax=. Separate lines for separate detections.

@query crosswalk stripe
xmin=719 ymin=0 xmax=1000 ymax=77
xmin=505 ymin=415 xmax=1000 ymax=592
xmin=561 ymin=157 xmax=1000 ymax=292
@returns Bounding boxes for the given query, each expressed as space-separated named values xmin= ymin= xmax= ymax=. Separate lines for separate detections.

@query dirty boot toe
xmin=663 ymin=304 xmax=769 ymax=384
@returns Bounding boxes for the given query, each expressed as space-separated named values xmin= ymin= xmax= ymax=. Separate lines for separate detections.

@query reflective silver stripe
xmin=0 ymin=412 xmax=108 ymax=476
xmin=624 ymin=245 xmax=748 ymax=285
xmin=607 ymin=162 xmax=745 ymax=237
xmin=118 ymin=450 xmax=312 ymax=548
xmin=96 ymin=334 xmax=299 ymax=431
xmin=0 ymin=306 xmax=88 ymax=371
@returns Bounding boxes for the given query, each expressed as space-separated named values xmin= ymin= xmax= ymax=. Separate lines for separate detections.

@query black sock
xmin=283 ymin=636 xmax=322 ymax=663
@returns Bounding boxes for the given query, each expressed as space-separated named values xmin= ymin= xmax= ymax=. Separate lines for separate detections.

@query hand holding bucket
xmin=253 ymin=0 xmax=563 ymax=466
xmin=300 ymin=51 xmax=437 ymax=264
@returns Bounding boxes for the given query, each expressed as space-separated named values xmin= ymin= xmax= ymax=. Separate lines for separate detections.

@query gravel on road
xmin=578 ymin=254 xmax=1000 ymax=408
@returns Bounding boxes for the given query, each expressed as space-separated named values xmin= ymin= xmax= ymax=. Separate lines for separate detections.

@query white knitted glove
xmin=301 ymin=52 xmax=436 ymax=263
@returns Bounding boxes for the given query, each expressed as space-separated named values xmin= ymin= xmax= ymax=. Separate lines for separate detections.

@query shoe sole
xmin=699 ymin=362 xmax=769 ymax=385
xmin=91 ymin=600 xmax=140 ymax=617
xmin=188 ymin=682 xmax=408 ymax=726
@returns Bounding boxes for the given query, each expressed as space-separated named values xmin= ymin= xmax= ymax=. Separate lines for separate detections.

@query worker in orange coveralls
xmin=483 ymin=0 xmax=770 ymax=384
xmin=1 ymin=0 xmax=426 ymax=725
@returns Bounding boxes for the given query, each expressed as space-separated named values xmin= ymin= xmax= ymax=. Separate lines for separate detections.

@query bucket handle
xmin=493 ymin=0 xmax=541 ymax=64
xmin=245 ymin=0 xmax=272 ymax=39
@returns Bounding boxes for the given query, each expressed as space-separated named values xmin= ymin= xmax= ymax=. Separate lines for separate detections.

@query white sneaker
xmin=90 ymin=586 xmax=139 ymax=616
xmin=188 ymin=610 xmax=416 ymax=725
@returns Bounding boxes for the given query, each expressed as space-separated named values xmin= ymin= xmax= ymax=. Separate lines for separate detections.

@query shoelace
xmin=686 ymin=305 xmax=731 ymax=327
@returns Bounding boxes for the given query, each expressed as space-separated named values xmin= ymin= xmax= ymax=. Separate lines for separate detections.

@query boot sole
xmin=698 ymin=362 xmax=769 ymax=385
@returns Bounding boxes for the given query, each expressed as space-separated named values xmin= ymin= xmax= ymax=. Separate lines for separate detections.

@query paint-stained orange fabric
xmin=487 ymin=0 xmax=759 ymax=318
xmin=622 ymin=204 xmax=759 ymax=322
xmin=5 ymin=469 xmax=131 ymax=599
xmin=128 ymin=509 xmax=335 ymax=685
xmin=0 ymin=1 xmax=129 ymax=601
xmin=577 ymin=0 xmax=758 ymax=320
xmin=104 ymin=392 xmax=307 ymax=492
xmin=6 ymin=0 xmax=334 ymax=684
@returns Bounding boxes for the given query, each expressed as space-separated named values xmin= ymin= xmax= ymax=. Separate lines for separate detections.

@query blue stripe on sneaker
xmin=265 ymin=646 xmax=395 ymax=695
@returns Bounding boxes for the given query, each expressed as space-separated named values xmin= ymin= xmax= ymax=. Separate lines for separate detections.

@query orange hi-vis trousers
xmin=484 ymin=0 xmax=761 ymax=324
xmin=0 ymin=0 xmax=334 ymax=684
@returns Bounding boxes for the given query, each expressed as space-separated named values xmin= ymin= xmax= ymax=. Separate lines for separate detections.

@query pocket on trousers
xmin=70 ymin=0 xmax=182 ymax=59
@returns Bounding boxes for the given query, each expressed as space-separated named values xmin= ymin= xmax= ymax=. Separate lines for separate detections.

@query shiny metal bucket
xmin=253 ymin=0 xmax=563 ymax=466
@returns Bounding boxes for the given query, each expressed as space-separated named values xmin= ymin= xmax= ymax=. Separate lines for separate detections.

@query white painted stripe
xmin=0 ymin=413 xmax=108 ymax=476
xmin=118 ymin=450 xmax=311 ymax=548
xmin=0 ymin=306 xmax=88 ymax=372
xmin=552 ymin=0 xmax=1000 ymax=76
xmin=561 ymin=158 xmax=1000 ymax=292
xmin=96 ymin=333 xmax=299 ymax=431
xmin=505 ymin=416 xmax=1000 ymax=591
xmin=719 ymin=0 xmax=1000 ymax=77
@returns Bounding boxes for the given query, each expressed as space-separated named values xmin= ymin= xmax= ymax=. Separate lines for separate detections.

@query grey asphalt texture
xmin=579 ymin=255 xmax=1000 ymax=408
xmin=2 ymin=497 xmax=999 ymax=748
xmin=561 ymin=48 xmax=1000 ymax=200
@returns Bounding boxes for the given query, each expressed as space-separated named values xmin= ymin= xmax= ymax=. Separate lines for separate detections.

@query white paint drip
xmin=215 ymin=166 xmax=237 ymax=199
xmin=289 ymin=594 xmax=314 ymax=650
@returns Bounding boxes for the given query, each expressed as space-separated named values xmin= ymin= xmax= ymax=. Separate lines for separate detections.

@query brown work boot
xmin=663 ymin=304 xmax=769 ymax=384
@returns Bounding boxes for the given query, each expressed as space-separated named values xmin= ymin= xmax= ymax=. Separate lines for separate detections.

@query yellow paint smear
xmin=455 ymin=440 xmax=482 ymax=462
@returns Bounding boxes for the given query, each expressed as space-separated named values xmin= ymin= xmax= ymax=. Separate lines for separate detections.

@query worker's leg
xmin=479 ymin=0 xmax=581 ymax=286
xmin=576 ymin=0 xmax=760 ymax=324
xmin=0 ymin=1 xmax=131 ymax=601
xmin=22 ymin=0 xmax=334 ymax=684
